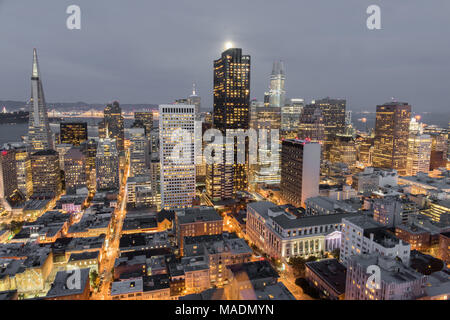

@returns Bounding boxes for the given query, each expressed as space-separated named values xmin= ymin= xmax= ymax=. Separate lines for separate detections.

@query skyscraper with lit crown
xmin=207 ymin=46 xmax=251 ymax=201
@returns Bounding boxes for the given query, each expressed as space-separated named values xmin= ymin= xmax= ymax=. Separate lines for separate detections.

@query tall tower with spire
xmin=188 ymin=83 xmax=201 ymax=119
xmin=268 ymin=60 xmax=286 ymax=108
xmin=28 ymin=49 xmax=54 ymax=152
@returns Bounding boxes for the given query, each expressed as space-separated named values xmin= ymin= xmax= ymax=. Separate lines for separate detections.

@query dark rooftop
xmin=45 ymin=268 xmax=90 ymax=298
xmin=305 ymin=258 xmax=347 ymax=295
xmin=143 ymin=274 xmax=170 ymax=292
xmin=227 ymin=260 xmax=279 ymax=281
xmin=176 ymin=207 xmax=222 ymax=225
xmin=68 ymin=251 xmax=100 ymax=262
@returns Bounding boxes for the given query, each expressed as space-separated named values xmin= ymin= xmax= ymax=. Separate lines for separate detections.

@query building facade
xmin=60 ymin=122 xmax=88 ymax=146
xmin=64 ymin=147 xmax=87 ymax=194
xmin=95 ymin=138 xmax=120 ymax=191
xmin=340 ymin=216 xmax=411 ymax=266
xmin=159 ymin=104 xmax=196 ymax=210
xmin=373 ymin=102 xmax=411 ymax=175
xmin=129 ymin=128 xmax=149 ymax=177
xmin=280 ymin=139 xmax=321 ymax=208
xmin=314 ymin=98 xmax=346 ymax=160
xmin=407 ymin=133 xmax=432 ymax=176
xmin=246 ymin=201 xmax=359 ymax=261
xmin=98 ymin=101 xmax=125 ymax=153
xmin=207 ymin=47 xmax=251 ymax=201
xmin=31 ymin=149 xmax=61 ymax=197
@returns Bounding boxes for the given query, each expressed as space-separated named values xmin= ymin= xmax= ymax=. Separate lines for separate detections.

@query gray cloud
xmin=0 ymin=0 xmax=449 ymax=113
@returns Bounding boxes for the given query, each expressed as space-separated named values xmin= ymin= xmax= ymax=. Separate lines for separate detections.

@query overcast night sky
xmin=1 ymin=0 xmax=450 ymax=113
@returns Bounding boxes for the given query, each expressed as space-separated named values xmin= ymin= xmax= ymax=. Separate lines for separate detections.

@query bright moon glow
xmin=225 ymin=41 xmax=233 ymax=50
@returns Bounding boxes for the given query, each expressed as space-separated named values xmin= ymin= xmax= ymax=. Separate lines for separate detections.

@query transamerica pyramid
xmin=28 ymin=48 xmax=54 ymax=151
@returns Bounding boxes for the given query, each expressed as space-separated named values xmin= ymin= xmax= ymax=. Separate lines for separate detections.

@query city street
xmin=92 ymin=162 xmax=130 ymax=300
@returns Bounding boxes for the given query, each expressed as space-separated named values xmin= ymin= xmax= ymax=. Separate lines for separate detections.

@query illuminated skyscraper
xmin=280 ymin=139 xmax=321 ymax=208
xmin=0 ymin=147 xmax=18 ymax=209
xmin=298 ymin=104 xmax=324 ymax=142
xmin=64 ymin=147 xmax=87 ymax=194
xmin=356 ymin=134 xmax=374 ymax=167
xmin=423 ymin=126 xmax=448 ymax=171
xmin=313 ymin=98 xmax=346 ymax=160
xmin=329 ymin=134 xmax=357 ymax=168
xmin=281 ymin=99 xmax=304 ymax=136
xmin=27 ymin=49 xmax=54 ymax=152
xmin=207 ymin=47 xmax=250 ymax=200
xmin=406 ymin=133 xmax=432 ymax=176
xmin=268 ymin=61 xmax=286 ymax=108
xmin=60 ymin=122 xmax=88 ymax=146
xmin=96 ymin=138 xmax=120 ymax=191
xmin=129 ymin=128 xmax=149 ymax=177
xmin=13 ymin=144 xmax=33 ymax=199
xmin=133 ymin=111 xmax=153 ymax=136
xmin=159 ymin=104 xmax=196 ymax=210
xmin=31 ymin=149 xmax=61 ymax=197
xmin=98 ymin=101 xmax=125 ymax=153
xmin=373 ymin=102 xmax=411 ymax=175
xmin=81 ymin=139 xmax=98 ymax=192
xmin=249 ymin=99 xmax=281 ymax=186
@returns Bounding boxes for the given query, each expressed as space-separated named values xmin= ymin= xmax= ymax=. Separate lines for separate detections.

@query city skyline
xmin=0 ymin=0 xmax=449 ymax=304
xmin=0 ymin=1 xmax=450 ymax=113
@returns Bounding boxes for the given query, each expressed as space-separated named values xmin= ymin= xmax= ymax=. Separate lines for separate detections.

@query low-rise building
xmin=57 ymin=194 xmax=86 ymax=214
xmin=156 ymin=210 xmax=175 ymax=232
xmin=340 ymin=216 xmax=411 ymax=266
xmin=395 ymin=224 xmax=433 ymax=251
xmin=110 ymin=274 xmax=172 ymax=300
xmin=305 ymin=258 xmax=346 ymax=300
xmin=183 ymin=233 xmax=252 ymax=287
xmin=352 ymin=167 xmax=398 ymax=195
xmin=439 ymin=232 xmax=450 ymax=266
xmin=247 ymin=201 xmax=360 ymax=261
xmin=305 ymin=196 xmax=359 ymax=216
xmin=67 ymin=212 xmax=111 ymax=238
xmin=419 ymin=269 xmax=450 ymax=300
xmin=224 ymin=260 xmax=295 ymax=300
xmin=0 ymin=245 xmax=53 ymax=296
xmin=66 ymin=251 xmax=99 ymax=274
xmin=10 ymin=210 xmax=70 ymax=244
xmin=122 ymin=212 xmax=159 ymax=234
xmin=345 ymin=253 xmax=426 ymax=300
xmin=119 ymin=232 xmax=171 ymax=253
xmin=421 ymin=200 xmax=450 ymax=223
xmin=45 ymin=268 xmax=90 ymax=300
xmin=52 ymin=234 xmax=106 ymax=261
xmin=398 ymin=171 xmax=450 ymax=200
xmin=175 ymin=207 xmax=223 ymax=255
xmin=181 ymin=256 xmax=210 ymax=294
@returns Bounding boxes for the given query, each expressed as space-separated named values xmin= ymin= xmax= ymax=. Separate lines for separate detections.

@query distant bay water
xmin=0 ymin=112 xmax=447 ymax=146
xmin=0 ymin=118 xmax=158 ymax=145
